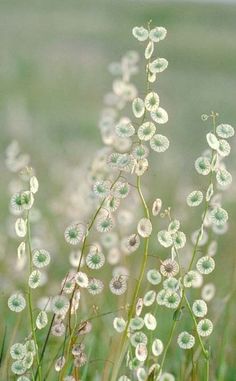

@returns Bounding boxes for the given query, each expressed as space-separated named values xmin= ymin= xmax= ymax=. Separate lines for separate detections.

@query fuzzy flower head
xmin=109 ymin=276 xmax=127 ymax=295
xmin=8 ymin=293 xmax=26 ymax=313
xmin=196 ymin=256 xmax=215 ymax=275
xmin=160 ymin=259 xmax=179 ymax=277
xmin=86 ymin=250 xmax=105 ymax=270
xmin=51 ymin=295 xmax=70 ymax=315
xmin=210 ymin=207 xmax=228 ymax=226
xmin=64 ymin=223 xmax=86 ymax=245
xmin=177 ymin=331 xmax=195 ymax=349
xmin=192 ymin=299 xmax=208 ymax=318
xmin=137 ymin=218 xmax=152 ymax=238
xmin=164 ymin=291 xmax=181 ymax=309
xmin=197 ymin=318 xmax=213 ymax=337
xmin=87 ymin=278 xmax=104 ymax=295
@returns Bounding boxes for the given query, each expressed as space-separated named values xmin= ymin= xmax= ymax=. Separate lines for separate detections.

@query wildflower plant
xmin=2 ymin=21 xmax=235 ymax=381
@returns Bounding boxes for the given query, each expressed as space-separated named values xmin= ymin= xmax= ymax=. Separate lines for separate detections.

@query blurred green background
xmin=1 ymin=0 xmax=236 ymax=217
xmin=1 ymin=1 xmax=236 ymax=379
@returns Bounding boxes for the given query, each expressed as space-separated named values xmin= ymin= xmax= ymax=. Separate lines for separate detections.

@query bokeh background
xmin=1 ymin=0 xmax=236 ymax=380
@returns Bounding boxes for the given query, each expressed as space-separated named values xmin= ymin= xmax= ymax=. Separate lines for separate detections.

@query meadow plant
xmin=2 ymin=22 xmax=235 ymax=381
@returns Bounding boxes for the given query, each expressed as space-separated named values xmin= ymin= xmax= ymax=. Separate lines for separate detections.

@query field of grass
xmin=0 ymin=1 xmax=236 ymax=380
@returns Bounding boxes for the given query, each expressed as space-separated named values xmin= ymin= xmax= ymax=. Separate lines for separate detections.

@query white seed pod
xmin=150 ymin=107 xmax=168 ymax=124
xmin=168 ymin=220 xmax=180 ymax=235
xmin=17 ymin=242 xmax=26 ymax=260
xmin=197 ymin=318 xmax=213 ymax=337
xmin=144 ymin=313 xmax=157 ymax=330
xmin=177 ymin=331 xmax=195 ymax=350
xmin=173 ymin=231 xmax=186 ymax=249
xmin=134 ymin=158 xmax=149 ymax=176
xmin=15 ymin=218 xmax=27 ymax=238
xmin=152 ymin=338 xmax=164 ymax=356
xmin=143 ymin=290 xmax=156 ymax=307
xmin=36 ymin=310 xmax=48 ymax=329
xmin=164 ymin=291 xmax=181 ymax=309
xmin=135 ymin=343 xmax=148 ymax=362
xmin=149 ymin=26 xmax=167 ymax=42
xmin=75 ymin=272 xmax=89 ymax=288
xmin=217 ymin=139 xmax=231 ymax=157
xmin=132 ymin=26 xmax=149 ymax=41
xmin=196 ymin=256 xmax=215 ymax=275
xmin=113 ymin=181 xmax=130 ymax=199
xmin=130 ymin=317 xmax=144 ymax=331
xmin=21 ymin=191 xmax=34 ymax=210
xmin=210 ymin=207 xmax=228 ymax=226
xmin=30 ymin=176 xmax=39 ymax=193
xmin=55 ymin=356 xmax=65 ymax=372
xmin=118 ymin=376 xmax=131 ymax=381
xmin=32 ymin=249 xmax=51 ymax=268
xmin=136 ymin=367 xmax=147 ymax=381
xmin=10 ymin=343 xmax=26 ymax=360
xmin=216 ymin=123 xmax=234 ymax=139
xmin=11 ymin=360 xmax=26 ymax=375
xmin=150 ymin=134 xmax=169 ymax=153
xmin=192 ymin=299 xmax=208 ymax=318
xmin=138 ymin=122 xmax=156 ymax=141
xmin=113 ymin=317 xmax=126 ymax=333
xmin=157 ymin=230 xmax=173 ymax=248
xmin=137 ymin=218 xmax=152 ymax=238
xmin=149 ymin=58 xmax=168 ymax=74
xmin=187 ymin=190 xmax=203 ymax=207
xmin=147 ymin=269 xmax=162 ymax=285
xmin=207 ymin=240 xmax=218 ymax=257
xmin=115 ymin=120 xmax=135 ymax=138
xmin=201 ymin=283 xmax=215 ymax=301
xmin=216 ymin=168 xmax=232 ymax=187
xmin=8 ymin=293 xmax=26 ymax=313
xmin=28 ymin=270 xmax=41 ymax=289
xmin=93 ymin=180 xmax=110 ymax=199
xmin=136 ymin=298 xmax=144 ymax=317
xmin=148 ymin=71 xmax=156 ymax=83
xmin=206 ymin=183 xmax=214 ymax=201
xmin=195 ymin=156 xmax=211 ymax=176
xmin=145 ymin=92 xmax=160 ymax=112
xmin=206 ymin=132 xmax=219 ymax=150
xmin=160 ymin=259 xmax=179 ymax=278
xmin=132 ymin=97 xmax=145 ymax=118
xmin=145 ymin=40 xmax=154 ymax=59
xmin=152 ymin=198 xmax=162 ymax=216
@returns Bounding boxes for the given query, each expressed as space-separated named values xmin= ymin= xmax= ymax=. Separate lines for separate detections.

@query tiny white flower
xmin=149 ymin=26 xmax=167 ymax=42
xmin=15 ymin=218 xmax=27 ymax=238
xmin=132 ymin=26 xmax=149 ymax=41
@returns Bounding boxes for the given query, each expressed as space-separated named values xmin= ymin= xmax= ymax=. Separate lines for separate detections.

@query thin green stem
xmin=26 ymin=212 xmax=42 ymax=381
xmin=184 ymin=294 xmax=208 ymax=360
xmin=110 ymin=176 xmax=150 ymax=381
xmin=206 ymin=357 xmax=210 ymax=381
xmin=59 ymin=172 xmax=122 ymax=380
xmin=159 ymin=320 xmax=177 ymax=375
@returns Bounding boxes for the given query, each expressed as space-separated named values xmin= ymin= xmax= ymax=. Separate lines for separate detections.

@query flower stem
xmin=110 ymin=176 xmax=150 ymax=381
xmin=26 ymin=212 xmax=42 ymax=381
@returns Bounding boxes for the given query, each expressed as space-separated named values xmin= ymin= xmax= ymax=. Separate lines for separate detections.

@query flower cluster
xmin=4 ymin=21 xmax=234 ymax=381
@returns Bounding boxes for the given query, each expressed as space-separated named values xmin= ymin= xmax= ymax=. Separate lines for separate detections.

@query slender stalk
xmin=59 ymin=172 xmax=122 ymax=380
xmin=159 ymin=319 xmax=177 ymax=375
xmin=26 ymin=212 xmax=42 ymax=381
xmin=110 ymin=176 xmax=150 ymax=381
xmin=183 ymin=295 xmax=208 ymax=360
